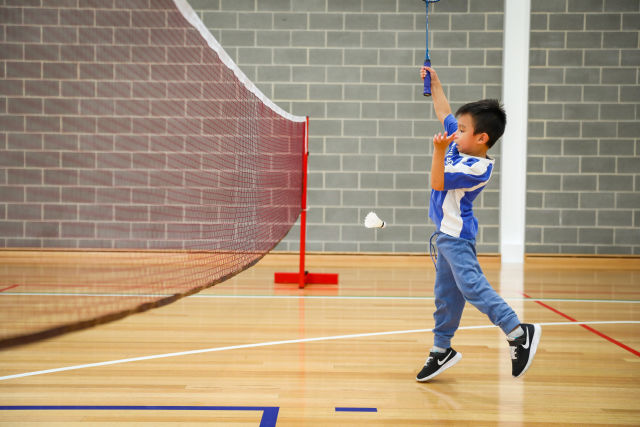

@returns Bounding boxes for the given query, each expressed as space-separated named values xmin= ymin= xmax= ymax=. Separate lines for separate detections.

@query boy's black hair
xmin=455 ymin=99 xmax=506 ymax=148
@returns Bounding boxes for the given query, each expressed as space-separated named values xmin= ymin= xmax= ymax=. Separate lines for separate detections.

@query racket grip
xmin=423 ymin=60 xmax=432 ymax=97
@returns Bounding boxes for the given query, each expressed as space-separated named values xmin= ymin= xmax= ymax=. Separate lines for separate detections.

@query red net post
xmin=274 ymin=117 xmax=338 ymax=289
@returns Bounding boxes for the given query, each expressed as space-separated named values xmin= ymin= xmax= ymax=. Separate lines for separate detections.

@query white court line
xmin=1 ymin=320 xmax=638 ymax=382
xmin=2 ymin=292 xmax=639 ymax=304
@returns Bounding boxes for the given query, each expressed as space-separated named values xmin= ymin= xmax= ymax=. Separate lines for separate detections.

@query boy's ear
xmin=475 ymin=132 xmax=490 ymax=145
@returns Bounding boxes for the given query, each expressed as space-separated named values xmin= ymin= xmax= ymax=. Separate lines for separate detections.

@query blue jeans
xmin=432 ymin=233 xmax=521 ymax=349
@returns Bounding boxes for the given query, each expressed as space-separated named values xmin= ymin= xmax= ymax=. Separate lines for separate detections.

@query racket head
xmin=422 ymin=0 xmax=440 ymax=59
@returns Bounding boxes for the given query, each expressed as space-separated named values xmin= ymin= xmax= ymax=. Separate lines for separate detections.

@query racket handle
xmin=423 ymin=60 xmax=432 ymax=97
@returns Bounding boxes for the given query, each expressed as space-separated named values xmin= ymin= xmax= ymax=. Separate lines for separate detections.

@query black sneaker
xmin=416 ymin=348 xmax=462 ymax=382
xmin=508 ymin=323 xmax=541 ymax=378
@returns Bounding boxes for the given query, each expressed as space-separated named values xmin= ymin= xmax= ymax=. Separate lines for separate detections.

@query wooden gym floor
xmin=0 ymin=251 xmax=639 ymax=425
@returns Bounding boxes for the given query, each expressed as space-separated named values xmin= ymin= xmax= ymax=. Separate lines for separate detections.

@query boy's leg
xmin=435 ymin=234 xmax=520 ymax=335
xmin=436 ymin=234 xmax=541 ymax=377
xmin=416 ymin=252 xmax=464 ymax=382
xmin=432 ymin=250 xmax=466 ymax=349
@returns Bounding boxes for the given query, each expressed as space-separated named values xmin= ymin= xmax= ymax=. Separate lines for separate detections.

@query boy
xmin=416 ymin=66 xmax=541 ymax=382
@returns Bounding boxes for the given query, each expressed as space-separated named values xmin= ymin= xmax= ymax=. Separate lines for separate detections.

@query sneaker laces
xmin=508 ymin=334 xmax=525 ymax=360
xmin=424 ymin=355 xmax=435 ymax=366
xmin=510 ymin=346 xmax=518 ymax=360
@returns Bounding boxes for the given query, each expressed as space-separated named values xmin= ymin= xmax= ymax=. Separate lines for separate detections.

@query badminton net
xmin=0 ymin=0 xmax=305 ymax=348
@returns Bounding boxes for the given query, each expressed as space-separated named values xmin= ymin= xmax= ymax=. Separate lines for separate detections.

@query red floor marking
xmin=0 ymin=285 xmax=19 ymax=293
xmin=523 ymin=292 xmax=640 ymax=357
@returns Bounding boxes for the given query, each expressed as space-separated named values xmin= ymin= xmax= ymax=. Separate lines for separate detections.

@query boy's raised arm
xmin=421 ymin=66 xmax=452 ymax=126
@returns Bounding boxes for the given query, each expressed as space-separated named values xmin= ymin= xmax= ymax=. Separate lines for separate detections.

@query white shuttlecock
xmin=364 ymin=211 xmax=386 ymax=229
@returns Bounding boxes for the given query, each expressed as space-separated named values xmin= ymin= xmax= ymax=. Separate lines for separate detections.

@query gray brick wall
xmin=2 ymin=0 xmax=638 ymax=255
xmin=193 ymin=0 xmax=507 ymax=253
xmin=194 ymin=0 xmax=638 ymax=255
xmin=528 ymin=0 xmax=640 ymax=255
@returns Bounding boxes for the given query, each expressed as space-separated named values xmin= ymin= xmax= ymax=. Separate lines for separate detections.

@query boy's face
xmin=454 ymin=113 xmax=489 ymax=156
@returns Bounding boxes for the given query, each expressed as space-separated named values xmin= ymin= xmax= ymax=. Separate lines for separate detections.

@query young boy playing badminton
xmin=416 ymin=66 xmax=541 ymax=382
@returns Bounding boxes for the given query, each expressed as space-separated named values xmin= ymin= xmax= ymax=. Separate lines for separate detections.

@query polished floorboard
xmin=0 ymin=252 xmax=639 ymax=425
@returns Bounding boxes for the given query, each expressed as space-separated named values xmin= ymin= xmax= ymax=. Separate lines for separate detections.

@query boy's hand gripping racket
xmin=422 ymin=0 xmax=441 ymax=96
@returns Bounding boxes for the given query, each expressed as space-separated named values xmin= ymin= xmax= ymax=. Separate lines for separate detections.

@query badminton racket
xmin=422 ymin=0 xmax=441 ymax=96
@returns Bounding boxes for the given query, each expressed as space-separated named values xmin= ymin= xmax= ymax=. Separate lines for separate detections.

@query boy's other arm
xmin=421 ymin=66 xmax=452 ymax=126
xmin=430 ymin=131 xmax=457 ymax=191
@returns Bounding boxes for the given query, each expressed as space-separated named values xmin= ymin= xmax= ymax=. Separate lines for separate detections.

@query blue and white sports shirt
xmin=429 ymin=114 xmax=495 ymax=240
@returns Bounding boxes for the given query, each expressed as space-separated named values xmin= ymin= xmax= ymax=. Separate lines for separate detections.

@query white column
xmin=500 ymin=1 xmax=529 ymax=420
xmin=500 ymin=0 xmax=531 ymax=264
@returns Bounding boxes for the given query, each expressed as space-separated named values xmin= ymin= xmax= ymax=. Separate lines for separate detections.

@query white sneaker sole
xmin=416 ymin=352 xmax=462 ymax=382
xmin=515 ymin=324 xmax=541 ymax=378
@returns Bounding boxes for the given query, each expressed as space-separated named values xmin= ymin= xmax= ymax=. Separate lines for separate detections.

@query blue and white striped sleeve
xmin=444 ymin=157 xmax=493 ymax=190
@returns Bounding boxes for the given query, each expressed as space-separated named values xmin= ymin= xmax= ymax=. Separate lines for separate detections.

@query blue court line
xmin=0 ymin=406 xmax=279 ymax=427
xmin=335 ymin=407 xmax=378 ymax=412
